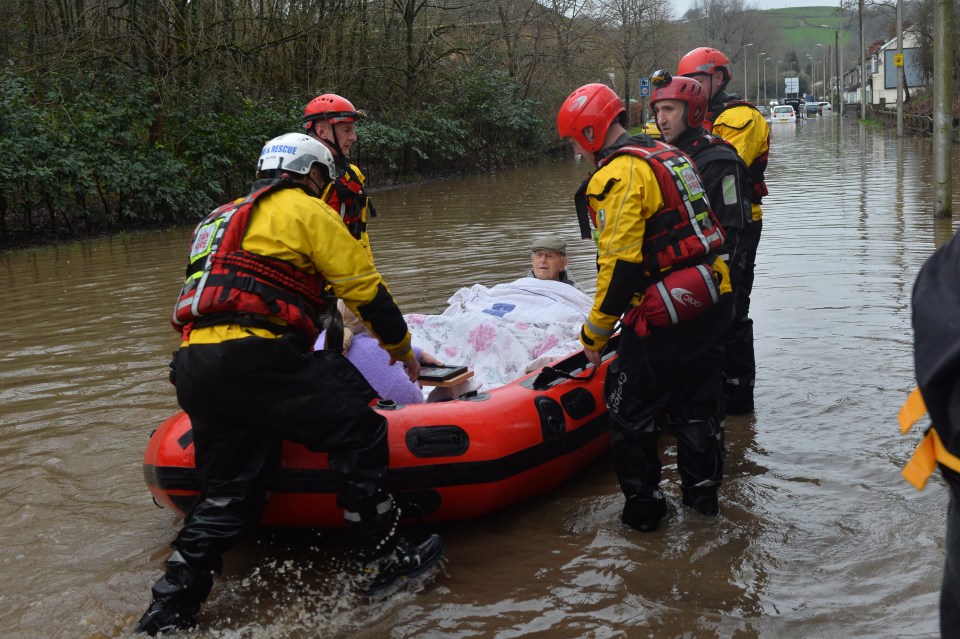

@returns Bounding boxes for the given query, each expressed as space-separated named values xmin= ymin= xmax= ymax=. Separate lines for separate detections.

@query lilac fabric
xmin=317 ymin=330 xmax=424 ymax=404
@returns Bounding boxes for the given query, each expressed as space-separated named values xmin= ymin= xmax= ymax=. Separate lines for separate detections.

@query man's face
xmin=685 ymin=70 xmax=720 ymax=99
xmin=566 ymin=126 xmax=595 ymax=164
xmin=315 ymin=120 xmax=358 ymax=157
xmin=531 ymin=249 xmax=568 ymax=281
xmin=653 ymin=99 xmax=687 ymax=144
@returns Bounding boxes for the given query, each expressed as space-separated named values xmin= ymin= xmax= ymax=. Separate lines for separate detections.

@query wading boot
xmin=351 ymin=501 xmax=445 ymax=596
xmin=724 ymin=380 xmax=754 ymax=415
xmin=361 ymin=533 xmax=446 ymax=596
xmin=681 ymin=485 xmax=720 ymax=516
xmin=621 ymin=490 xmax=667 ymax=533
xmin=134 ymin=599 xmax=199 ymax=636
xmin=134 ymin=552 xmax=212 ymax=636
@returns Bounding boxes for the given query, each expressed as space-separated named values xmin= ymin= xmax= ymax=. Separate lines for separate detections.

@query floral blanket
xmin=405 ymin=277 xmax=593 ymax=392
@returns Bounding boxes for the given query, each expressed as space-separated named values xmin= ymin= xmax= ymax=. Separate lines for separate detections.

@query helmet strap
xmin=328 ymin=123 xmax=346 ymax=158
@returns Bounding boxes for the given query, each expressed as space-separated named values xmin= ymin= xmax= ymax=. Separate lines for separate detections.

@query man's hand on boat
xmin=391 ymin=351 xmax=422 ymax=382
xmin=584 ymin=347 xmax=602 ymax=367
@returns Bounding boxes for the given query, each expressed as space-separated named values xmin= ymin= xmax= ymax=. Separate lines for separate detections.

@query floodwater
xmin=2 ymin=115 xmax=959 ymax=638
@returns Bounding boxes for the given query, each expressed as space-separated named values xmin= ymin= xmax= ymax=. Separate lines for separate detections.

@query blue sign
xmin=639 ymin=78 xmax=650 ymax=97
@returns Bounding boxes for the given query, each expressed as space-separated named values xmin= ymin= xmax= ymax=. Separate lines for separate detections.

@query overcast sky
xmin=671 ymin=0 xmax=834 ymax=19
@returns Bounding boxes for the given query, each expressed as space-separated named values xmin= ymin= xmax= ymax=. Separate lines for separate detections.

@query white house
xmin=867 ymin=28 xmax=927 ymax=106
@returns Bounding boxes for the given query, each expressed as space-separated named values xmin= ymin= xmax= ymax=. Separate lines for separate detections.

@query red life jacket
xmin=171 ymin=182 xmax=327 ymax=341
xmin=596 ymin=136 xmax=725 ymax=280
xmin=324 ymin=164 xmax=374 ymax=240
xmin=705 ymin=99 xmax=770 ymax=204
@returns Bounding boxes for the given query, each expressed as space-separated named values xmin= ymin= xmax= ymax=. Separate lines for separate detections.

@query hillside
xmin=760 ymin=5 xmax=892 ymax=59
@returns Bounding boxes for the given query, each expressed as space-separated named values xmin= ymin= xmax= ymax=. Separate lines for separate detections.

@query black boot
xmin=361 ymin=533 xmax=446 ymax=595
xmin=134 ymin=599 xmax=199 ymax=636
xmin=348 ymin=498 xmax=445 ymax=595
xmin=682 ymin=485 xmax=720 ymax=516
xmin=724 ymin=380 xmax=754 ymax=415
xmin=621 ymin=490 xmax=667 ymax=533
xmin=134 ymin=552 xmax=212 ymax=636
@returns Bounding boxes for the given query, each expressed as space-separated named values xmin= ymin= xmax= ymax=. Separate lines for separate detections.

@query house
xmin=866 ymin=28 xmax=927 ymax=106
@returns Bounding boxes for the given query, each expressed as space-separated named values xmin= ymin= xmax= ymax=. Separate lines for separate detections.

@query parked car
xmin=756 ymin=105 xmax=770 ymax=118
xmin=783 ymin=98 xmax=804 ymax=118
xmin=819 ymin=101 xmax=833 ymax=114
xmin=771 ymin=105 xmax=797 ymax=123
xmin=804 ymin=102 xmax=822 ymax=117
xmin=640 ymin=117 xmax=662 ymax=139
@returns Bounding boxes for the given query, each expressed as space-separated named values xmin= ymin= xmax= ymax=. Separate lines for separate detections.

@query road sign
xmin=894 ymin=53 xmax=904 ymax=67
xmin=785 ymin=77 xmax=799 ymax=94
xmin=639 ymin=78 xmax=650 ymax=97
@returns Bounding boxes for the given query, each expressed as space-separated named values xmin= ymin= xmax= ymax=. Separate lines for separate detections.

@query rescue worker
xmin=557 ymin=84 xmax=733 ymax=533
xmin=303 ymin=93 xmax=376 ymax=260
xmin=134 ymin=133 xmax=444 ymax=636
xmin=678 ymin=47 xmax=770 ymax=415
xmin=898 ymin=230 xmax=960 ymax=638
xmin=649 ymin=71 xmax=753 ymax=300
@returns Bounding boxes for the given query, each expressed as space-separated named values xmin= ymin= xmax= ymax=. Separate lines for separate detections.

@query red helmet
xmin=649 ymin=70 xmax=707 ymax=129
xmin=677 ymin=47 xmax=732 ymax=90
xmin=303 ymin=93 xmax=364 ymax=127
xmin=556 ymin=84 xmax=625 ymax=154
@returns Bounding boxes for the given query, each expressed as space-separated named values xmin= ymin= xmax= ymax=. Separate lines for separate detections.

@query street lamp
xmin=741 ymin=43 xmax=754 ymax=98
xmin=806 ymin=53 xmax=814 ymax=98
xmin=816 ymin=43 xmax=825 ymax=100
xmin=820 ymin=23 xmax=842 ymax=104
xmin=763 ymin=57 xmax=772 ymax=104
xmin=775 ymin=60 xmax=781 ymax=100
xmin=822 ymin=59 xmax=829 ymax=100
xmin=756 ymin=51 xmax=766 ymax=103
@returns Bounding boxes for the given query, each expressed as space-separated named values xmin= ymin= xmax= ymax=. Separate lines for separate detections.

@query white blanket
xmin=406 ymin=278 xmax=593 ymax=392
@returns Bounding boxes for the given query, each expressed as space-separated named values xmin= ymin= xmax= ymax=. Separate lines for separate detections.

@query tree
xmin=597 ymin=0 xmax=673 ymax=125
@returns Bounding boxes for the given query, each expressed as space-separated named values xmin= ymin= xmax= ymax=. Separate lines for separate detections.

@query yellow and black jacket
xmin=322 ymin=162 xmax=375 ymax=261
xmin=578 ymin=135 xmax=730 ymax=353
xmin=177 ymin=179 xmax=412 ymax=363
xmin=707 ymin=96 xmax=770 ymax=222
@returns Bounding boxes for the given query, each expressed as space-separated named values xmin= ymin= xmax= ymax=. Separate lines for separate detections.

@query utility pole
xmin=757 ymin=52 xmax=765 ymax=103
xmin=742 ymin=43 xmax=754 ymax=99
xmin=933 ymin=0 xmax=953 ymax=217
xmin=897 ymin=0 xmax=904 ymax=136
xmin=859 ymin=0 xmax=867 ymax=117
xmin=836 ymin=30 xmax=841 ymax=104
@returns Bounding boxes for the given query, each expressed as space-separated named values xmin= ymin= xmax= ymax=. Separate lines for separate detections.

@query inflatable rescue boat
xmin=143 ymin=339 xmax=617 ymax=527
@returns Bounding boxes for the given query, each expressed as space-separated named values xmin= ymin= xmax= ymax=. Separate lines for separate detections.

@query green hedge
xmin=0 ymin=63 xmax=548 ymax=248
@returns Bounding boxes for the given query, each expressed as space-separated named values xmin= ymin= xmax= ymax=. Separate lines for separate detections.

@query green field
xmin=763 ymin=6 xmax=853 ymax=49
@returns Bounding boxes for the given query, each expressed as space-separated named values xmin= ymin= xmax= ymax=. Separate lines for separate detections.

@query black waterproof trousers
xmin=724 ymin=218 xmax=762 ymax=412
xmin=151 ymin=333 xmax=390 ymax=606
xmin=943 ymin=484 xmax=960 ymax=639
xmin=605 ymin=298 xmax=731 ymax=502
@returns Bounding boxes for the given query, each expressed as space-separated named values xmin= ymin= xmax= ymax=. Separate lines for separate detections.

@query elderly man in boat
xmin=526 ymin=234 xmax=585 ymax=292
xmin=407 ymin=235 xmax=593 ymax=396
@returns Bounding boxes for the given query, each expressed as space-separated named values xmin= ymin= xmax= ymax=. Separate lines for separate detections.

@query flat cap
xmin=530 ymin=235 xmax=566 ymax=254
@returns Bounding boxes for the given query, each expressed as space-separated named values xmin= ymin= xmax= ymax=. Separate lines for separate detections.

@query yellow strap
xmin=899 ymin=387 xmax=928 ymax=434
xmin=902 ymin=431 xmax=937 ymax=490
xmin=902 ymin=427 xmax=960 ymax=490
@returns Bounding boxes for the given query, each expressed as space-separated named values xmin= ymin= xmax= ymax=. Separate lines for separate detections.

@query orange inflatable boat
xmin=143 ymin=339 xmax=617 ymax=527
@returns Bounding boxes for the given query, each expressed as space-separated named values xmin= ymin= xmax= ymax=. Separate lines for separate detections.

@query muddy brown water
xmin=1 ymin=115 xmax=958 ymax=638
